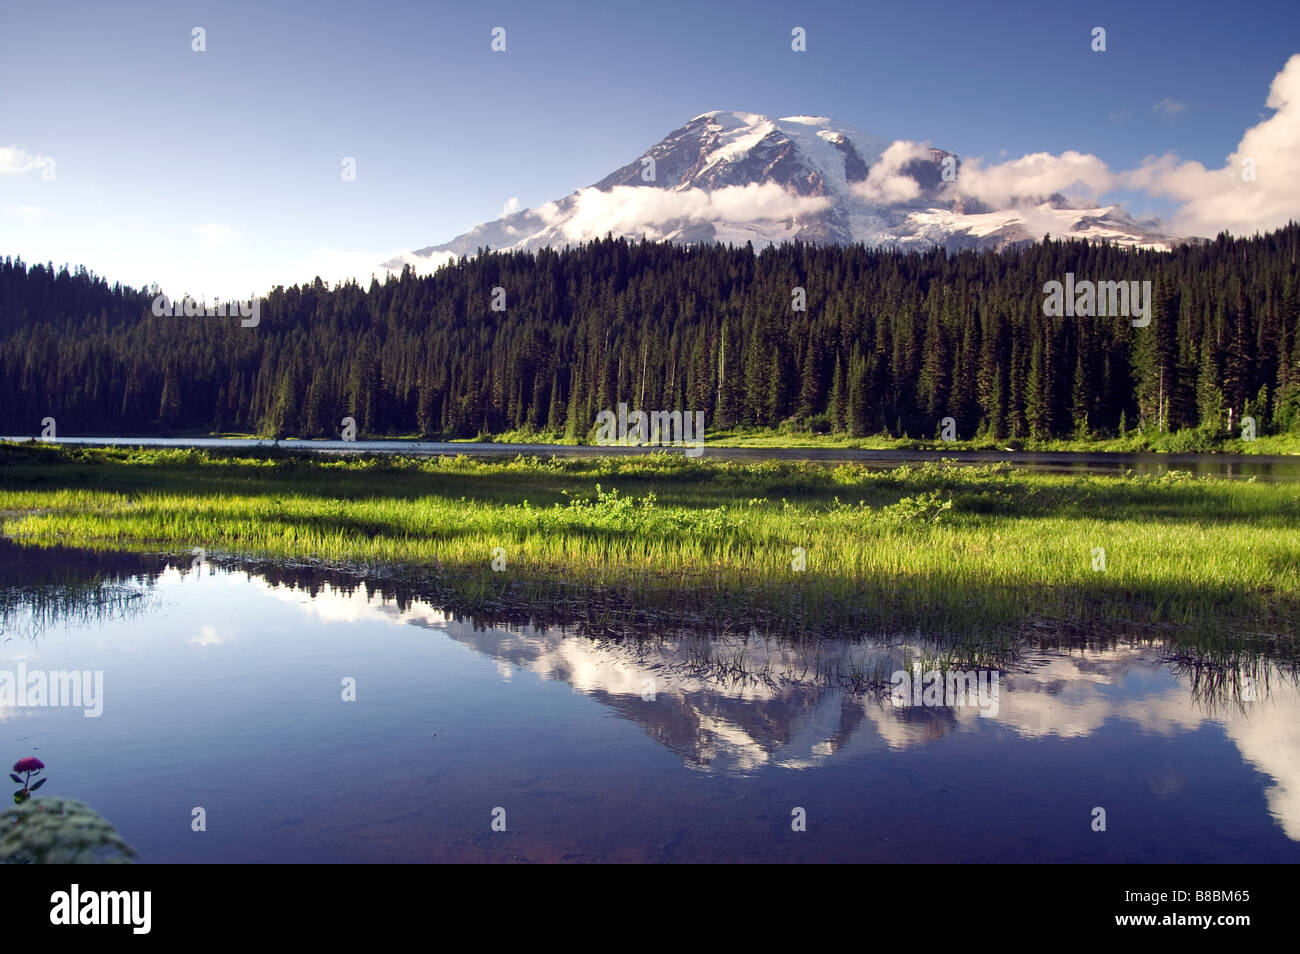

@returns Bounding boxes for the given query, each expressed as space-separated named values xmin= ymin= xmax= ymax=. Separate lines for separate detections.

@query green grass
xmin=1 ymin=441 xmax=1297 ymax=647
xmin=704 ymin=426 xmax=1300 ymax=455
xmin=164 ymin=421 xmax=1300 ymax=454
xmin=467 ymin=422 xmax=1300 ymax=455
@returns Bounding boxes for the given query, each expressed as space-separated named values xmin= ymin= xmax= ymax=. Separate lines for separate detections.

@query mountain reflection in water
xmin=2 ymin=543 xmax=1297 ymax=862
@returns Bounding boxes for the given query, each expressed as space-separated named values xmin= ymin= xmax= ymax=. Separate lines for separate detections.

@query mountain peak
xmin=777 ymin=114 xmax=834 ymax=125
xmin=399 ymin=111 xmax=1176 ymax=266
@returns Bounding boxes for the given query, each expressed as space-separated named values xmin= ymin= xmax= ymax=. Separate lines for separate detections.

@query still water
xmin=5 ymin=435 xmax=1300 ymax=481
xmin=3 ymin=546 xmax=1298 ymax=863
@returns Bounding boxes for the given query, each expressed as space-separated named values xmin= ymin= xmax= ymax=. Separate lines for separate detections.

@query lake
xmin=2 ymin=542 xmax=1297 ymax=863
xmin=5 ymin=435 xmax=1300 ymax=481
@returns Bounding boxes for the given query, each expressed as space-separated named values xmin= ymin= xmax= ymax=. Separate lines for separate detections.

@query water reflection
xmin=434 ymin=616 xmax=1300 ymax=839
xmin=264 ymin=577 xmax=1300 ymax=842
xmin=5 ymin=435 xmax=1300 ymax=481
xmin=2 ymin=541 xmax=1298 ymax=860
xmin=0 ymin=543 xmax=158 ymax=643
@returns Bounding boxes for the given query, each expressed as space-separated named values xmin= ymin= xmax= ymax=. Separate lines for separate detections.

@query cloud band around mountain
xmin=539 ymin=181 xmax=833 ymax=243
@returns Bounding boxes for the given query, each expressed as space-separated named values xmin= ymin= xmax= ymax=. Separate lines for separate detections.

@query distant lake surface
xmin=6 ymin=435 xmax=1300 ymax=481
xmin=2 ymin=545 xmax=1298 ymax=863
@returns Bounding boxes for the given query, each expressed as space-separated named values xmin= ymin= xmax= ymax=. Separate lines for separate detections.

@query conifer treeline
xmin=2 ymin=225 xmax=1298 ymax=439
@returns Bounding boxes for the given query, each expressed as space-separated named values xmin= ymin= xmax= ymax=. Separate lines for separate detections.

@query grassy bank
xmin=0 ymin=442 xmax=1296 ymax=646
xmin=700 ymin=426 xmax=1300 ymax=455
xmin=67 ymin=424 xmax=1300 ymax=456
xmin=475 ymin=422 xmax=1300 ymax=455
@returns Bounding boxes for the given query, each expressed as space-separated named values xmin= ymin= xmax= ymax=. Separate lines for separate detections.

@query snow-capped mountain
xmin=398 ymin=110 xmax=1178 ymax=264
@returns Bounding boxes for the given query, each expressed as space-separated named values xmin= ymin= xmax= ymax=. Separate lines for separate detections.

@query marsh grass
xmin=0 ymin=578 xmax=151 ymax=642
xmin=0 ymin=442 xmax=1296 ymax=647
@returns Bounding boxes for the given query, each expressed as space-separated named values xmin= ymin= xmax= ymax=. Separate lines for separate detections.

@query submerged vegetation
xmin=1 ymin=797 xmax=137 ymax=864
xmin=0 ymin=538 xmax=158 ymax=641
xmin=1 ymin=442 xmax=1296 ymax=652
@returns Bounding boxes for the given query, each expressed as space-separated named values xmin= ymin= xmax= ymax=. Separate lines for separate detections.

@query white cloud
xmin=193 ymin=223 xmax=241 ymax=246
xmin=1153 ymin=97 xmax=1189 ymax=120
xmin=954 ymin=150 xmax=1117 ymax=208
xmin=533 ymin=199 xmax=562 ymax=225
xmin=1121 ymin=53 xmax=1300 ymax=236
xmin=2 ymin=205 xmax=47 ymax=217
xmin=559 ymin=182 xmax=830 ymax=242
xmin=314 ymin=246 xmax=457 ymax=283
xmin=500 ymin=196 xmax=520 ymax=216
xmin=850 ymin=140 xmax=932 ymax=204
xmin=0 ymin=145 xmax=50 ymax=176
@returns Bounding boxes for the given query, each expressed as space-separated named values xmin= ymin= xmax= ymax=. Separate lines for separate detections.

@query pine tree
xmin=416 ymin=375 xmax=437 ymax=437
xmin=158 ymin=362 xmax=181 ymax=431
xmin=1025 ymin=331 xmax=1048 ymax=439
xmin=796 ymin=339 xmax=822 ymax=420
xmin=847 ymin=345 xmax=868 ymax=437
xmin=827 ymin=351 xmax=846 ymax=432
xmin=546 ymin=369 xmax=565 ymax=434
xmin=1197 ymin=321 xmax=1225 ymax=430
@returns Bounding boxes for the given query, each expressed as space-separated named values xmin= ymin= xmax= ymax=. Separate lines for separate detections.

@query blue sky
xmin=1 ymin=0 xmax=1297 ymax=296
